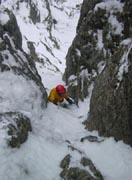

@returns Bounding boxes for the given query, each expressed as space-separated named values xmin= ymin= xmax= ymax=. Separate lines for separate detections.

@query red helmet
xmin=56 ymin=85 xmax=66 ymax=94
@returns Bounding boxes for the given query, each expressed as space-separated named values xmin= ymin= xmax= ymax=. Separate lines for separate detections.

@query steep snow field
xmin=1 ymin=81 xmax=132 ymax=180
xmin=0 ymin=0 xmax=132 ymax=180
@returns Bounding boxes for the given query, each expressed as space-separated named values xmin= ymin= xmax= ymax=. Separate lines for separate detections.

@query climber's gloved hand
xmin=66 ymin=98 xmax=74 ymax=105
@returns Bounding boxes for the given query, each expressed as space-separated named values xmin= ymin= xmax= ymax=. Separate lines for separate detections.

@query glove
xmin=66 ymin=98 xmax=73 ymax=105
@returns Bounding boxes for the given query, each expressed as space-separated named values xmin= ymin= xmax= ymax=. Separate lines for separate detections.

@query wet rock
xmin=61 ymin=167 xmax=96 ymax=180
xmin=60 ymin=155 xmax=104 ymax=180
xmin=80 ymin=135 xmax=104 ymax=143
xmin=81 ymin=157 xmax=103 ymax=180
xmin=60 ymin=154 xmax=71 ymax=169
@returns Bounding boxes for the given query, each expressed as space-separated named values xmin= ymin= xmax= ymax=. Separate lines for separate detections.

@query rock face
xmin=63 ymin=0 xmax=103 ymax=102
xmin=85 ymin=51 xmax=132 ymax=145
xmin=64 ymin=0 xmax=132 ymax=145
xmin=60 ymin=154 xmax=103 ymax=180
xmin=0 ymin=8 xmax=47 ymax=147
xmin=0 ymin=112 xmax=32 ymax=148
xmin=0 ymin=9 xmax=47 ymax=102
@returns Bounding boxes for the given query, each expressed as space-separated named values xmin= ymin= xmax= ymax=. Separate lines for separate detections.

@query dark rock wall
xmin=85 ymin=48 xmax=132 ymax=145
xmin=86 ymin=0 xmax=132 ymax=145
xmin=63 ymin=0 xmax=104 ymax=102
xmin=64 ymin=0 xmax=132 ymax=145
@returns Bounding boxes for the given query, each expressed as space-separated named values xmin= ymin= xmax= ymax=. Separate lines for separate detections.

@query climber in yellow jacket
xmin=48 ymin=85 xmax=74 ymax=106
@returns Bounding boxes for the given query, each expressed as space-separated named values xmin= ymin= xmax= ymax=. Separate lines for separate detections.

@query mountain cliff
xmin=0 ymin=7 xmax=47 ymax=147
xmin=0 ymin=0 xmax=82 ymax=147
xmin=0 ymin=0 xmax=132 ymax=180
xmin=64 ymin=0 xmax=132 ymax=146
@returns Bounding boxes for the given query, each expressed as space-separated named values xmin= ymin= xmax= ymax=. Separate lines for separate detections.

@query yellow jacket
xmin=48 ymin=88 xmax=69 ymax=103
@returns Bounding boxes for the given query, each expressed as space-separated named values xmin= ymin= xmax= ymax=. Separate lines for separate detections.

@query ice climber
xmin=48 ymin=85 xmax=74 ymax=106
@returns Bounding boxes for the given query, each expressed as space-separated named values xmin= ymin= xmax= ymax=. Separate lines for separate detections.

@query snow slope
xmin=0 ymin=0 xmax=132 ymax=180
